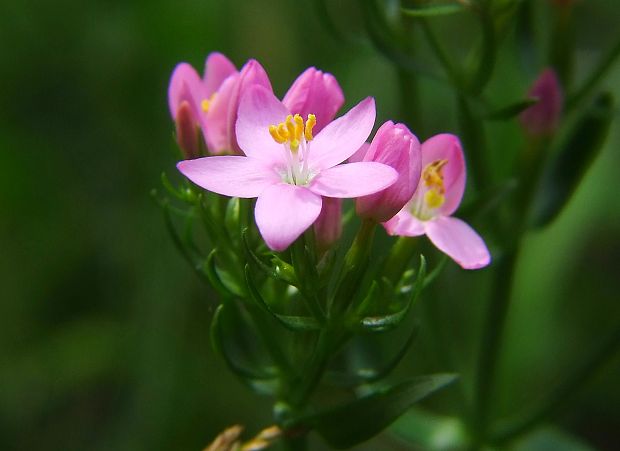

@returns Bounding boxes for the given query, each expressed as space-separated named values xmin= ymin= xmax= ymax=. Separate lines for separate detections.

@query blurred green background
xmin=1 ymin=0 xmax=619 ymax=450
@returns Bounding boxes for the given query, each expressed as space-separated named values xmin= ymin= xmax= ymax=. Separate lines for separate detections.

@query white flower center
xmin=269 ymin=114 xmax=317 ymax=186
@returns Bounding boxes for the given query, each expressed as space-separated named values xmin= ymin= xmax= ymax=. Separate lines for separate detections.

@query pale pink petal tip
xmin=308 ymin=97 xmax=376 ymax=171
xmin=424 ymin=216 xmax=491 ymax=270
xmin=255 ymin=184 xmax=323 ymax=251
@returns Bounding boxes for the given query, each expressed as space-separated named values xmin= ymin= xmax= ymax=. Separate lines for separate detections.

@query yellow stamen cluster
xmin=269 ymin=114 xmax=316 ymax=151
xmin=201 ymin=93 xmax=217 ymax=113
xmin=422 ymin=159 xmax=448 ymax=209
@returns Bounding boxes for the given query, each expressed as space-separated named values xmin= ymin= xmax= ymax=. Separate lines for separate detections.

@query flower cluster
xmin=169 ymin=53 xmax=490 ymax=269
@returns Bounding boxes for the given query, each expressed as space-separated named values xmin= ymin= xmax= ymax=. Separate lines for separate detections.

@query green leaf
xmin=485 ymin=97 xmax=538 ymax=120
xmin=244 ymin=265 xmax=320 ymax=332
xmin=511 ymin=427 xmax=597 ymax=451
xmin=224 ymin=196 xmax=240 ymax=241
xmin=202 ymin=250 xmax=235 ymax=298
xmin=327 ymin=322 xmax=420 ymax=386
xmin=390 ymin=408 xmax=468 ymax=450
xmin=242 ymin=230 xmax=298 ymax=286
xmin=308 ymin=374 xmax=458 ymax=449
xmin=531 ymin=92 xmax=614 ymax=227
xmin=402 ymin=3 xmax=468 ymax=18
xmin=210 ymin=303 xmax=278 ymax=394
xmin=354 ymin=256 xmax=426 ymax=332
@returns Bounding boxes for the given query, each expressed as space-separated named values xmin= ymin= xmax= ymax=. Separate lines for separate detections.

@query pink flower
xmin=168 ymin=53 xmax=236 ymax=154
xmin=383 ymin=134 xmax=490 ymax=270
xmin=178 ymin=85 xmax=398 ymax=251
xmin=168 ymin=53 xmax=272 ymax=155
xmin=355 ymin=121 xmax=422 ymax=222
xmin=282 ymin=67 xmax=345 ymax=134
xmin=204 ymin=60 xmax=272 ymax=154
xmin=519 ymin=68 xmax=563 ymax=137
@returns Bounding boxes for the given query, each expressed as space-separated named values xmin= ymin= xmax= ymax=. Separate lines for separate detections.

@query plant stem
xmin=491 ymin=324 xmax=620 ymax=444
xmin=382 ymin=236 xmax=418 ymax=285
xmin=472 ymin=244 xmax=520 ymax=443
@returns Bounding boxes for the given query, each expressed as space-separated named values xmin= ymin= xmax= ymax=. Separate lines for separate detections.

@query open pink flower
xmin=168 ymin=53 xmax=236 ymax=153
xmin=178 ymin=85 xmax=398 ymax=251
xmin=168 ymin=53 xmax=272 ymax=155
xmin=383 ymin=134 xmax=490 ymax=269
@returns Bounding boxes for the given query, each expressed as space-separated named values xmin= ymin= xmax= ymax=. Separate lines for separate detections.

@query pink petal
xmin=382 ymin=210 xmax=425 ymax=237
xmin=204 ymin=74 xmax=239 ymax=153
xmin=424 ymin=216 xmax=491 ymax=270
xmin=308 ymin=162 xmax=397 ymax=198
xmin=421 ymin=133 xmax=466 ymax=216
xmin=255 ymin=184 xmax=322 ymax=251
xmin=308 ymin=97 xmax=376 ymax=171
xmin=207 ymin=60 xmax=273 ymax=155
xmin=348 ymin=142 xmax=370 ymax=163
xmin=203 ymin=52 xmax=237 ymax=96
xmin=177 ymin=156 xmax=280 ymax=198
xmin=356 ymin=121 xmax=422 ymax=222
xmin=282 ymin=67 xmax=345 ymax=133
xmin=519 ymin=68 xmax=563 ymax=136
xmin=168 ymin=63 xmax=205 ymax=120
xmin=235 ymin=85 xmax=290 ymax=163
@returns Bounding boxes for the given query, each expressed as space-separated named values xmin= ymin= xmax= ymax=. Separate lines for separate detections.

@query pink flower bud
xmin=314 ymin=197 xmax=342 ymax=254
xmin=175 ymin=100 xmax=201 ymax=159
xmin=519 ymin=68 xmax=564 ymax=137
xmin=356 ymin=121 xmax=422 ymax=223
xmin=207 ymin=60 xmax=272 ymax=155
xmin=282 ymin=67 xmax=345 ymax=134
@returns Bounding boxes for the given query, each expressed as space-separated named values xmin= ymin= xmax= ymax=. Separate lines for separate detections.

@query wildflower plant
xmin=154 ymin=1 xmax=619 ymax=449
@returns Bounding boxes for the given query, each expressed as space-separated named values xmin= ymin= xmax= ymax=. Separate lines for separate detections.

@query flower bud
xmin=519 ymin=68 xmax=563 ymax=137
xmin=356 ymin=121 xmax=422 ymax=222
xmin=174 ymin=100 xmax=201 ymax=159
xmin=282 ymin=67 xmax=345 ymax=133
xmin=314 ymin=197 xmax=342 ymax=255
xmin=207 ymin=60 xmax=272 ymax=154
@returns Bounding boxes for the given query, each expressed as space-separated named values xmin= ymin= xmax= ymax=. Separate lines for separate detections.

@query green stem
xmin=420 ymin=19 xmax=464 ymax=89
xmin=382 ymin=236 xmax=418 ymax=285
xmin=289 ymin=328 xmax=332 ymax=408
xmin=567 ymin=33 xmax=620 ymax=112
xmin=472 ymin=244 xmax=520 ymax=443
xmin=291 ymin=237 xmax=325 ymax=322
xmin=491 ymin=324 xmax=620 ymax=444
xmin=330 ymin=219 xmax=377 ymax=319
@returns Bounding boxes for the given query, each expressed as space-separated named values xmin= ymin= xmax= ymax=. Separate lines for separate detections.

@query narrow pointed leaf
xmin=242 ymin=230 xmax=298 ymax=286
xmin=355 ymin=256 xmax=426 ymax=332
xmin=485 ymin=98 xmax=539 ymax=121
xmin=307 ymin=374 xmax=458 ymax=449
xmin=402 ymin=3 xmax=468 ymax=17
xmin=202 ymin=250 xmax=236 ymax=298
xmin=245 ymin=265 xmax=320 ymax=332
xmin=532 ymin=93 xmax=614 ymax=227
xmin=210 ymin=304 xmax=277 ymax=385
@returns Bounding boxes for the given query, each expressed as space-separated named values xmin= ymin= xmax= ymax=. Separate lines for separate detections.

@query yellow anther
xmin=285 ymin=115 xmax=297 ymax=140
xmin=305 ymin=114 xmax=316 ymax=141
xmin=424 ymin=189 xmax=445 ymax=209
xmin=201 ymin=93 xmax=217 ymax=113
xmin=277 ymin=123 xmax=289 ymax=139
xmin=423 ymin=159 xmax=448 ymax=188
xmin=293 ymin=114 xmax=304 ymax=140
xmin=269 ymin=125 xmax=286 ymax=144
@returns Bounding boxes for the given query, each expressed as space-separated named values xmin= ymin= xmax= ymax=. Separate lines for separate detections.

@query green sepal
xmin=210 ymin=303 xmax=278 ymax=394
xmin=531 ymin=92 xmax=614 ymax=228
xmin=303 ymin=373 xmax=458 ymax=449
xmin=224 ymin=197 xmax=240 ymax=242
xmin=244 ymin=265 xmax=320 ymax=332
xmin=242 ymin=230 xmax=298 ymax=286
xmin=402 ymin=3 xmax=468 ymax=18
xmin=484 ymin=97 xmax=539 ymax=121
xmin=351 ymin=256 xmax=426 ymax=333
